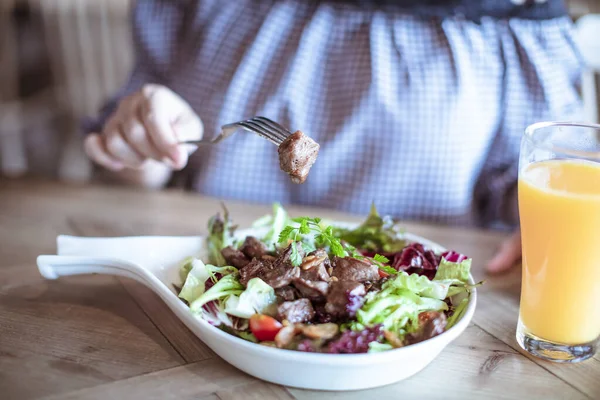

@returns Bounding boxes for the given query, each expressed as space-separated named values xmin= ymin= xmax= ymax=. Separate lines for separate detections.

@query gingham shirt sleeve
xmin=83 ymin=0 xmax=187 ymax=134
xmin=473 ymin=18 xmax=585 ymax=228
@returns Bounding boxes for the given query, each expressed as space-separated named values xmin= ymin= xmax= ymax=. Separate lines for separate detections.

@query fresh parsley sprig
xmin=278 ymin=217 xmax=348 ymax=266
xmin=371 ymin=254 xmax=398 ymax=276
xmin=373 ymin=254 xmax=389 ymax=264
xmin=277 ymin=217 xmax=401 ymax=274
xmin=343 ymin=242 xmax=363 ymax=259
xmin=342 ymin=243 xmax=398 ymax=276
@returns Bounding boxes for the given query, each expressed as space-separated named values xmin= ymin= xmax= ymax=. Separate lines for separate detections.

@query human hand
xmin=84 ymin=84 xmax=203 ymax=172
xmin=486 ymin=229 xmax=522 ymax=274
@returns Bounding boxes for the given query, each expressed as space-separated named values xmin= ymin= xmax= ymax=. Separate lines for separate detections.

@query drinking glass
xmin=517 ymin=121 xmax=600 ymax=363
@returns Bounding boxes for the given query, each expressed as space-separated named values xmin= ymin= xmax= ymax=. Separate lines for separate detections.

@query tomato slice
xmin=249 ymin=314 xmax=283 ymax=342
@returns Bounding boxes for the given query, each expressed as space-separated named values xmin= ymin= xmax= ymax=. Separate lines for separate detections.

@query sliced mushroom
xmin=301 ymin=323 xmax=339 ymax=340
xmin=301 ymin=254 xmax=328 ymax=271
xmin=275 ymin=324 xmax=302 ymax=348
xmin=383 ymin=330 xmax=404 ymax=348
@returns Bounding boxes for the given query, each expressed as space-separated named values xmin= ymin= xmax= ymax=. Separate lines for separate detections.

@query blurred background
xmin=0 ymin=0 xmax=599 ymax=184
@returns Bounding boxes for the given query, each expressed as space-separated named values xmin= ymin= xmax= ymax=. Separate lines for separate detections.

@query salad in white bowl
xmin=37 ymin=203 xmax=481 ymax=390
xmin=176 ymin=203 xmax=481 ymax=354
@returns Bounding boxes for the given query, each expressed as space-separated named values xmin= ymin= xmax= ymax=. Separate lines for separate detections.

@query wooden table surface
xmin=1 ymin=179 xmax=598 ymax=400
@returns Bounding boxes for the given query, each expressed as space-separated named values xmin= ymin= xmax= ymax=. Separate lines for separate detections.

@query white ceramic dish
xmin=36 ymin=226 xmax=477 ymax=391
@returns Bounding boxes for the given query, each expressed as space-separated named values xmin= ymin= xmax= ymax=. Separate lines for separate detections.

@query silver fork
xmin=180 ymin=116 xmax=293 ymax=146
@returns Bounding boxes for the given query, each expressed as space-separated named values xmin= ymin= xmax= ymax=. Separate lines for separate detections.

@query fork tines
xmin=238 ymin=117 xmax=292 ymax=145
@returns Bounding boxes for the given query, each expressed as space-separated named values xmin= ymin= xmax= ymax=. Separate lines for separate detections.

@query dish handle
xmin=36 ymin=255 xmax=155 ymax=288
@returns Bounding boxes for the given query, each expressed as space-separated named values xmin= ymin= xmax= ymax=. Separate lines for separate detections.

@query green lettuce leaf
xmin=332 ymin=203 xmax=406 ymax=252
xmin=224 ymin=278 xmax=277 ymax=318
xmin=356 ymin=273 xmax=449 ymax=334
xmin=446 ymin=298 xmax=469 ymax=329
xmin=178 ymin=259 xmax=238 ymax=304
xmin=368 ymin=342 xmax=394 ymax=353
xmin=238 ymin=331 xmax=258 ymax=343
xmin=434 ymin=257 xmax=472 ymax=283
xmin=178 ymin=259 xmax=239 ymax=327
xmin=179 ymin=256 xmax=195 ymax=282
xmin=431 ymin=256 xmax=477 ymax=300
xmin=383 ymin=271 xmax=454 ymax=300
xmin=357 ymin=300 xmax=417 ymax=332
xmin=179 ymin=259 xmax=212 ymax=304
xmin=189 ymin=274 xmax=244 ymax=313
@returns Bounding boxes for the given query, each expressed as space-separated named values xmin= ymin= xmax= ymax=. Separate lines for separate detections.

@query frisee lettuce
xmin=178 ymin=259 xmax=240 ymax=327
xmin=253 ymin=202 xmax=290 ymax=250
xmin=179 ymin=259 xmax=239 ymax=304
xmin=190 ymin=274 xmax=244 ymax=313
xmin=332 ymin=203 xmax=406 ymax=252
xmin=207 ymin=205 xmax=237 ymax=266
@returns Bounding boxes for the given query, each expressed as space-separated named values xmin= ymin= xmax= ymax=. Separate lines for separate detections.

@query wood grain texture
xmin=216 ymin=382 xmax=295 ymax=400
xmin=119 ymin=278 xmax=215 ymax=363
xmin=475 ymin=291 xmax=600 ymax=399
xmin=1 ymin=179 xmax=598 ymax=399
xmin=0 ymin=275 xmax=184 ymax=399
xmin=40 ymin=358 xmax=256 ymax=400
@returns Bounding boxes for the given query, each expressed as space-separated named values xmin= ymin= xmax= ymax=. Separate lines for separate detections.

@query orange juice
xmin=518 ymin=159 xmax=600 ymax=345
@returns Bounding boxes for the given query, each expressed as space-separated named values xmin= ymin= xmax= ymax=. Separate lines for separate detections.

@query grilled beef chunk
xmin=278 ymin=130 xmax=320 ymax=184
xmin=292 ymin=248 xmax=331 ymax=301
xmin=221 ymin=246 xmax=250 ymax=269
xmin=275 ymin=286 xmax=300 ymax=302
xmin=324 ymin=281 xmax=366 ymax=318
xmin=263 ymin=265 xmax=301 ymax=289
xmin=406 ymin=311 xmax=447 ymax=344
xmin=300 ymin=264 xmax=331 ymax=282
xmin=299 ymin=249 xmax=331 ymax=281
xmin=263 ymin=243 xmax=302 ymax=288
xmin=239 ymin=258 xmax=271 ymax=286
xmin=293 ymin=279 xmax=329 ymax=302
xmin=240 ymin=236 xmax=267 ymax=260
xmin=298 ymin=266 xmax=330 ymax=283
xmin=277 ymin=299 xmax=315 ymax=323
xmin=331 ymin=257 xmax=380 ymax=282
xmin=239 ymin=259 xmax=301 ymax=289
xmin=238 ymin=243 xmax=302 ymax=288
xmin=313 ymin=303 xmax=334 ymax=323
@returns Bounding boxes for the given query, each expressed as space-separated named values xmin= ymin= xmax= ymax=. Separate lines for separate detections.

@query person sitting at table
xmin=82 ymin=0 xmax=584 ymax=275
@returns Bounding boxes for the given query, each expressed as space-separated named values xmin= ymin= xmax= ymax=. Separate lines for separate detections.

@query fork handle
xmin=178 ymin=140 xmax=211 ymax=145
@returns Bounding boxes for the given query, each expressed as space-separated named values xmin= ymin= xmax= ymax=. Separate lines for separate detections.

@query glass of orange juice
xmin=517 ymin=121 xmax=600 ymax=362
